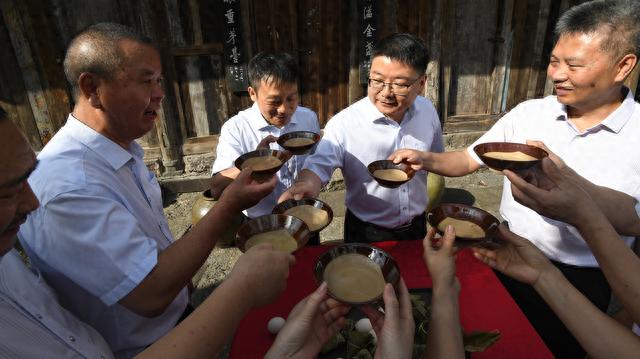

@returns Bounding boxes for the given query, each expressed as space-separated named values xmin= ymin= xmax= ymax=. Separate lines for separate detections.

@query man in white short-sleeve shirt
xmin=18 ymin=23 xmax=276 ymax=358
xmin=280 ymin=33 xmax=444 ymax=243
xmin=389 ymin=1 xmax=640 ymax=357
xmin=210 ymin=52 xmax=320 ymax=220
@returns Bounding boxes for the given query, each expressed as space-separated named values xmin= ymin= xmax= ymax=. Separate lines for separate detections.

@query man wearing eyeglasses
xmin=279 ymin=33 xmax=443 ymax=243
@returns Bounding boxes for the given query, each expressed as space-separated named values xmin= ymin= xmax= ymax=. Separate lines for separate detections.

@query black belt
xmin=344 ymin=209 xmax=427 ymax=243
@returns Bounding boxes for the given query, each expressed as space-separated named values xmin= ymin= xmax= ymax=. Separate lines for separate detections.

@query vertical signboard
xmin=359 ymin=0 xmax=378 ymax=84
xmin=222 ymin=0 xmax=248 ymax=92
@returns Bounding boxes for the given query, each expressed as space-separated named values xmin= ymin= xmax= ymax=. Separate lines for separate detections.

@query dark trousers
xmin=496 ymin=260 xmax=611 ymax=359
xmin=344 ymin=209 xmax=427 ymax=243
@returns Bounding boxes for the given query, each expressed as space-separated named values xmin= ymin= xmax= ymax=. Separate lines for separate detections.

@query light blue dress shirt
xmin=18 ymin=116 xmax=188 ymax=358
xmin=0 ymin=250 xmax=113 ymax=358
xmin=304 ymin=96 xmax=444 ymax=228
xmin=211 ymin=103 xmax=320 ymax=218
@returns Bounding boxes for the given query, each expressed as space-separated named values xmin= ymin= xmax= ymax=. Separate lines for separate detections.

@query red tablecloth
xmin=230 ymin=240 xmax=552 ymax=358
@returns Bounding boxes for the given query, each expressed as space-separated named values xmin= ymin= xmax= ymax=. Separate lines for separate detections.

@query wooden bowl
xmin=314 ymin=243 xmax=400 ymax=305
xmin=277 ymin=131 xmax=320 ymax=155
xmin=236 ymin=214 xmax=311 ymax=253
xmin=427 ymin=203 xmax=502 ymax=249
xmin=234 ymin=149 xmax=288 ymax=181
xmin=367 ymin=160 xmax=414 ymax=188
xmin=272 ymin=198 xmax=334 ymax=232
xmin=473 ymin=142 xmax=548 ymax=172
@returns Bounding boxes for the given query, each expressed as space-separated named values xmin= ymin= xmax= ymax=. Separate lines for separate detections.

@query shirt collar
xmin=362 ymin=97 xmax=415 ymax=125
xmin=66 ymin=115 xmax=138 ymax=170
xmin=554 ymin=87 xmax=636 ymax=134
xmin=247 ymin=102 xmax=300 ymax=132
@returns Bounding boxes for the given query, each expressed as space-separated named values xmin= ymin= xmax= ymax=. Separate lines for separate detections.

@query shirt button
xmin=68 ymin=335 xmax=76 ymax=342
xmin=36 ymin=314 xmax=43 ymax=320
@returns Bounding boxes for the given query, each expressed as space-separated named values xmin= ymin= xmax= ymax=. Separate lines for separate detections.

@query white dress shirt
xmin=211 ymin=103 xmax=320 ymax=218
xmin=0 ymin=250 xmax=114 ymax=358
xmin=18 ymin=116 xmax=189 ymax=358
xmin=304 ymin=96 xmax=444 ymax=228
xmin=468 ymin=89 xmax=640 ymax=267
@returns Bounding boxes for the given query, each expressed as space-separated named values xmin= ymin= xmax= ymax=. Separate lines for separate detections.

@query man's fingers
xmin=473 ymin=251 xmax=497 ymax=268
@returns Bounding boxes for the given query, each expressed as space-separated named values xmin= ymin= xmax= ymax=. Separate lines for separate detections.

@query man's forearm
xmin=424 ymin=150 xmax=480 ymax=177
xmin=567 ymin=168 xmax=640 ymax=236
xmin=137 ymin=277 xmax=252 ymax=358
xmin=533 ymin=269 xmax=640 ymax=358
xmin=120 ymin=198 xmax=242 ymax=316
xmin=424 ymin=285 xmax=464 ymax=359
xmin=575 ymin=210 xmax=640 ymax=325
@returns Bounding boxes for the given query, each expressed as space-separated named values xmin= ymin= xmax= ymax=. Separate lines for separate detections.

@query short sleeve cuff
xmin=100 ymin=249 xmax=158 ymax=305
xmin=466 ymin=146 xmax=484 ymax=165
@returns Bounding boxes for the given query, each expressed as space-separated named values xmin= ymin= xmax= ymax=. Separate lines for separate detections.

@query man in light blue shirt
xmin=18 ymin=23 xmax=277 ymax=358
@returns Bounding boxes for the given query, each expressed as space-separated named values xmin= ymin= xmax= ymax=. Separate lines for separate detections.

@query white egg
xmin=267 ymin=316 xmax=285 ymax=334
xmin=355 ymin=318 xmax=372 ymax=333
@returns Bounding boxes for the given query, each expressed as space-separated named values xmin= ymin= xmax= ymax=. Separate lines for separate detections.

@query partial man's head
xmin=247 ymin=52 xmax=299 ymax=128
xmin=0 ymin=108 xmax=39 ymax=257
xmin=367 ymin=33 xmax=428 ymax=122
xmin=64 ymin=22 xmax=165 ymax=148
xmin=548 ymin=0 xmax=639 ymax=111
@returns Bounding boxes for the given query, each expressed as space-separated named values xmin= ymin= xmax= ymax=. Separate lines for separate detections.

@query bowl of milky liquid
xmin=234 ymin=149 xmax=288 ymax=181
xmin=236 ymin=214 xmax=311 ymax=253
xmin=473 ymin=142 xmax=548 ymax=172
xmin=367 ymin=160 xmax=415 ymax=188
xmin=427 ymin=203 xmax=503 ymax=249
xmin=272 ymin=198 xmax=333 ymax=233
xmin=277 ymin=131 xmax=320 ymax=155
xmin=314 ymin=243 xmax=400 ymax=305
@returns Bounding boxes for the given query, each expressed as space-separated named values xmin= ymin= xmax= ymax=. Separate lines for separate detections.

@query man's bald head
xmin=63 ymin=23 xmax=155 ymax=98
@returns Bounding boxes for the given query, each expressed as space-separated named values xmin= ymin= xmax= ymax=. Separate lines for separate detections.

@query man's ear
xmin=248 ymin=86 xmax=258 ymax=102
xmin=78 ymin=72 xmax=102 ymax=108
xmin=615 ymin=53 xmax=637 ymax=83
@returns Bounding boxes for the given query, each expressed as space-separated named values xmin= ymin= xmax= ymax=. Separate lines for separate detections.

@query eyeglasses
xmin=368 ymin=76 xmax=421 ymax=96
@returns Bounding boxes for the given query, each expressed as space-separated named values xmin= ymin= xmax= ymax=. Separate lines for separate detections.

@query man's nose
xmin=18 ymin=182 xmax=39 ymax=216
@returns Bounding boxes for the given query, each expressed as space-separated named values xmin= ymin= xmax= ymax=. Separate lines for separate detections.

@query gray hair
xmin=555 ymin=0 xmax=640 ymax=59
xmin=63 ymin=23 xmax=154 ymax=96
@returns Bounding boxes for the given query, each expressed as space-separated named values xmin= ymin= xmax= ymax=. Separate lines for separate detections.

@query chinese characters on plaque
xmin=359 ymin=0 xmax=377 ymax=84
xmin=222 ymin=0 xmax=248 ymax=92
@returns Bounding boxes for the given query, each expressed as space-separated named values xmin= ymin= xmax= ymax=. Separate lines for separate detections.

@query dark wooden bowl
xmin=277 ymin=131 xmax=321 ymax=155
xmin=236 ymin=214 xmax=311 ymax=253
xmin=234 ymin=149 xmax=288 ymax=181
xmin=272 ymin=198 xmax=334 ymax=232
xmin=314 ymin=243 xmax=400 ymax=305
xmin=473 ymin=142 xmax=548 ymax=172
xmin=427 ymin=203 xmax=502 ymax=249
xmin=367 ymin=160 xmax=414 ymax=188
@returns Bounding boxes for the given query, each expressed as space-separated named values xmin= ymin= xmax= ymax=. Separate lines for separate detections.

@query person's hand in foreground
xmin=256 ymin=135 xmax=278 ymax=149
xmin=265 ymin=282 xmax=350 ymax=359
xmin=472 ymin=224 xmax=558 ymax=287
xmin=422 ymin=226 xmax=464 ymax=359
xmin=505 ymin=157 xmax=596 ymax=228
xmin=388 ymin=149 xmax=427 ymax=172
xmin=361 ymin=278 xmax=415 ymax=359
xmin=228 ymin=243 xmax=295 ymax=308
xmin=219 ymin=167 xmax=277 ymax=211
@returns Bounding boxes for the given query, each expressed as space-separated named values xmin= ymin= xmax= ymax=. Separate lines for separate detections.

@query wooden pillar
xmin=143 ymin=0 xmax=185 ymax=176
xmin=1 ymin=0 xmax=57 ymax=145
